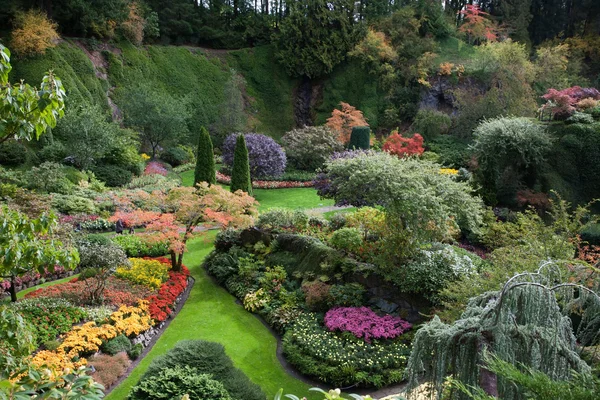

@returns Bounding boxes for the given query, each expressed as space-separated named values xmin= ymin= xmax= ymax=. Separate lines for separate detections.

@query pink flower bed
xmin=324 ymin=306 xmax=412 ymax=343
xmin=144 ymin=161 xmax=168 ymax=176
xmin=216 ymin=171 xmax=314 ymax=189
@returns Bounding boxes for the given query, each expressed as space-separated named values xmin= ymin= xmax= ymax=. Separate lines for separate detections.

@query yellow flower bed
xmin=29 ymin=301 xmax=152 ymax=378
xmin=116 ymin=258 xmax=170 ymax=290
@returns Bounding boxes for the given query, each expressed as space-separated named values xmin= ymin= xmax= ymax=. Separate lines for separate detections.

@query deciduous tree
xmin=326 ymin=102 xmax=369 ymax=145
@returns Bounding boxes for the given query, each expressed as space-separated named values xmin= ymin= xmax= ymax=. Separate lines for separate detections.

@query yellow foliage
xmin=11 ymin=10 xmax=59 ymax=57
xmin=120 ymin=1 xmax=145 ymax=45
xmin=116 ymin=258 xmax=169 ymax=289
xmin=109 ymin=301 xmax=153 ymax=336
xmin=439 ymin=168 xmax=459 ymax=175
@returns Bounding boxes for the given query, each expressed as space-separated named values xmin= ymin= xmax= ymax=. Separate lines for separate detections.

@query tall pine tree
xmin=194 ymin=126 xmax=216 ymax=186
xmin=230 ymin=134 xmax=252 ymax=195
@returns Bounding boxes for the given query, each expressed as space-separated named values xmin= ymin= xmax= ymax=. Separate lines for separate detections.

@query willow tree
xmin=406 ymin=261 xmax=600 ymax=400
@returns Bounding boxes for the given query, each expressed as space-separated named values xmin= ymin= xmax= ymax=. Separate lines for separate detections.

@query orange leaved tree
xmin=147 ymin=183 xmax=258 ymax=270
xmin=326 ymin=102 xmax=369 ymax=144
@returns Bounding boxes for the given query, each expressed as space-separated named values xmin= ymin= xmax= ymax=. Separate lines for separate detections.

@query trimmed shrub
xmin=51 ymin=194 xmax=96 ymax=215
xmin=257 ymin=208 xmax=309 ymax=231
xmin=89 ymin=352 xmax=130 ymax=389
xmin=161 ymin=147 xmax=190 ymax=167
xmin=329 ymin=227 xmax=363 ymax=253
xmin=130 ymin=365 xmax=232 ymax=400
xmin=0 ymin=141 xmax=27 ymax=166
xmin=194 ymin=126 xmax=216 ymax=185
xmin=281 ymin=126 xmax=343 ymax=171
xmin=93 ymin=164 xmax=133 ymax=187
xmin=102 ymin=334 xmax=132 ymax=355
xmin=223 ymin=133 xmax=286 ymax=179
xmin=348 ymin=126 xmax=371 ymax=150
xmin=137 ymin=340 xmax=265 ymax=400
xmin=410 ymin=109 xmax=452 ymax=140
xmin=230 ymin=134 xmax=252 ymax=194
xmin=112 ymin=235 xmax=170 ymax=257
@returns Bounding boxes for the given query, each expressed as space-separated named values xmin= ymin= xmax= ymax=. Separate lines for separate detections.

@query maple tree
xmin=458 ymin=5 xmax=498 ymax=44
xmin=326 ymin=102 xmax=369 ymax=144
xmin=540 ymin=86 xmax=600 ymax=119
xmin=382 ymin=131 xmax=424 ymax=158
xmin=10 ymin=10 xmax=59 ymax=57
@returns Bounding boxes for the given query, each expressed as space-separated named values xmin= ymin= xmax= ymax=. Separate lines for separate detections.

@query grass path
xmin=1 ymin=274 xmax=80 ymax=304
xmin=107 ymin=232 xmax=314 ymax=400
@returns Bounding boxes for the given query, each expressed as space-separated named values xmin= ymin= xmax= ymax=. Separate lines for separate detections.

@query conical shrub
xmin=194 ymin=126 xmax=216 ymax=186
xmin=230 ymin=134 xmax=252 ymax=195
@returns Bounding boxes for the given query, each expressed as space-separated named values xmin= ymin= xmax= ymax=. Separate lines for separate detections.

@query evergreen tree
xmin=194 ymin=126 xmax=216 ymax=186
xmin=230 ymin=134 xmax=252 ymax=195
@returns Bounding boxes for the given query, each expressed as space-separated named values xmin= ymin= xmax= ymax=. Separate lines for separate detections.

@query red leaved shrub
xmin=382 ymin=131 xmax=424 ymax=157
xmin=89 ymin=352 xmax=130 ymax=388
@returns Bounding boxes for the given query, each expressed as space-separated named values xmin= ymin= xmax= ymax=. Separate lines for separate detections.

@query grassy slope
xmin=228 ymin=45 xmax=298 ymax=139
xmin=10 ymin=40 xmax=109 ymax=110
xmin=179 ymin=169 xmax=333 ymax=211
xmin=107 ymin=232 xmax=315 ymax=400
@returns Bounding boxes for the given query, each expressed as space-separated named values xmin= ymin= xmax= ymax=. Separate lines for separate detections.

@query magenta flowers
xmin=144 ymin=161 xmax=168 ymax=176
xmin=324 ymin=306 xmax=411 ymax=343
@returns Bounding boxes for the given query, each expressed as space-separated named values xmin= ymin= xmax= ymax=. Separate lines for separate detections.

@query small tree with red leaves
xmin=326 ymin=102 xmax=369 ymax=145
xmin=382 ymin=131 xmax=424 ymax=158
xmin=459 ymin=5 xmax=498 ymax=44
xmin=540 ymin=86 xmax=600 ymax=120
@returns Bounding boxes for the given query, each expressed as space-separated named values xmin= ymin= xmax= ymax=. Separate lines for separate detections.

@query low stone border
xmin=103 ymin=275 xmax=195 ymax=396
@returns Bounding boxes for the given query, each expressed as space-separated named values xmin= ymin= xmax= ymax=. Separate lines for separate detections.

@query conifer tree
xmin=230 ymin=134 xmax=252 ymax=195
xmin=194 ymin=126 xmax=216 ymax=186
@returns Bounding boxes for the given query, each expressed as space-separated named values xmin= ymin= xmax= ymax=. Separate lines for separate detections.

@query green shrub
xmin=257 ymin=208 xmax=309 ymax=230
xmin=194 ymin=126 xmax=216 ymax=186
xmin=26 ymin=162 xmax=74 ymax=194
xmin=43 ymin=340 xmax=61 ymax=351
xmin=410 ymin=109 xmax=452 ymax=140
xmin=281 ymin=125 xmax=343 ymax=171
xmin=328 ymin=212 xmax=347 ymax=230
xmin=0 ymin=141 xmax=27 ymax=166
xmin=51 ymin=194 xmax=96 ymax=215
xmin=426 ymin=135 xmax=473 ymax=168
xmin=80 ymin=218 xmax=115 ymax=232
xmin=161 ymin=147 xmax=190 ymax=167
xmin=328 ymin=283 xmax=366 ymax=307
xmin=102 ymin=334 xmax=132 ymax=355
xmin=230 ymin=134 xmax=252 ymax=194
xmin=138 ymin=340 xmax=265 ymax=400
xmin=112 ymin=234 xmax=169 ymax=257
xmin=566 ymin=112 xmax=595 ymax=125
xmin=130 ymin=365 xmax=232 ymax=400
xmin=128 ymin=343 xmax=143 ymax=360
xmin=329 ymin=227 xmax=363 ymax=253
xmin=348 ymin=126 xmax=371 ymax=150
xmin=81 ymin=234 xmax=113 ymax=247
xmin=272 ymin=234 xmax=341 ymax=275
xmin=214 ymin=228 xmax=242 ymax=252
xmin=581 ymin=223 xmax=600 ymax=245
xmin=204 ymin=246 xmax=249 ymax=284
xmin=93 ymin=164 xmax=133 ymax=187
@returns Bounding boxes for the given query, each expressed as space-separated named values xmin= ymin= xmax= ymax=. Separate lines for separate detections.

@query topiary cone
xmin=230 ymin=134 xmax=252 ymax=195
xmin=194 ymin=126 xmax=216 ymax=186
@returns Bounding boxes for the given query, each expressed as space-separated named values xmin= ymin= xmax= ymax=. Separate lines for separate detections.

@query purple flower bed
xmin=1 ymin=265 xmax=69 ymax=293
xmin=324 ymin=306 xmax=412 ymax=343
xmin=144 ymin=161 xmax=169 ymax=176
xmin=222 ymin=133 xmax=286 ymax=179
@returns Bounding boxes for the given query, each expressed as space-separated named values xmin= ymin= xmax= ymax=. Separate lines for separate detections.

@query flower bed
xmin=1 ymin=265 xmax=73 ymax=297
xmin=324 ymin=307 xmax=412 ymax=343
xmin=216 ymin=171 xmax=314 ymax=189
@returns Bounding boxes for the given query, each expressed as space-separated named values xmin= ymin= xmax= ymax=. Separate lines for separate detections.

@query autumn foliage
xmin=458 ymin=5 xmax=498 ymax=44
xmin=382 ymin=131 xmax=424 ymax=157
xmin=326 ymin=102 xmax=369 ymax=144
xmin=11 ymin=10 xmax=60 ymax=57
xmin=541 ymin=86 xmax=600 ymax=119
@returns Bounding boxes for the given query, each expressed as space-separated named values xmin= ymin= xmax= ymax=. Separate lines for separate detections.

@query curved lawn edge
xmin=103 ymin=276 xmax=196 ymax=397
xmin=106 ymin=232 xmax=316 ymax=400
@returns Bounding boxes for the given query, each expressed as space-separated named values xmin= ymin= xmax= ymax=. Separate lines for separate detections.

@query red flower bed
xmin=145 ymin=258 xmax=190 ymax=322
xmin=216 ymin=172 xmax=314 ymax=189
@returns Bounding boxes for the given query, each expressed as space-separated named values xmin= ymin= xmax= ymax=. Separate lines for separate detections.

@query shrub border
xmin=216 ymin=172 xmax=314 ymax=189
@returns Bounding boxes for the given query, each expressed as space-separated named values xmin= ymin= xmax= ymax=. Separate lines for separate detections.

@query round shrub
xmin=92 ymin=164 xmax=133 ymax=187
xmin=257 ymin=208 xmax=309 ymax=231
xmin=161 ymin=147 xmax=190 ymax=167
xmin=566 ymin=111 xmax=595 ymax=125
xmin=139 ymin=340 xmax=265 ymax=400
xmin=0 ymin=141 xmax=27 ymax=166
xmin=330 ymin=227 xmax=363 ymax=253
xmin=348 ymin=126 xmax=371 ymax=150
xmin=38 ymin=142 xmax=67 ymax=163
xmin=51 ymin=194 xmax=96 ymax=215
xmin=328 ymin=283 xmax=366 ymax=307
xmin=204 ymin=246 xmax=249 ymax=284
xmin=130 ymin=365 xmax=232 ymax=400
xmin=222 ymin=133 xmax=286 ymax=179
xmin=410 ymin=109 xmax=452 ymax=139
xmin=281 ymin=126 xmax=343 ymax=171
xmin=101 ymin=334 xmax=132 ymax=356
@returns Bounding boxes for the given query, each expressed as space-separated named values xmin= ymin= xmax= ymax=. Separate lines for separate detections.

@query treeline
xmin=2 ymin=0 xmax=599 ymax=49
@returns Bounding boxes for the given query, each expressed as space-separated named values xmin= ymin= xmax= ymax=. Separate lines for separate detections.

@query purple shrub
xmin=222 ymin=133 xmax=286 ymax=179
xmin=324 ymin=306 xmax=411 ymax=343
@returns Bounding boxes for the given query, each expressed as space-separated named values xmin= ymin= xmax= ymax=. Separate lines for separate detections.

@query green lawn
xmin=1 ymin=274 xmax=80 ymax=304
xmin=179 ymin=169 xmax=333 ymax=211
xmin=107 ymin=232 xmax=315 ymax=400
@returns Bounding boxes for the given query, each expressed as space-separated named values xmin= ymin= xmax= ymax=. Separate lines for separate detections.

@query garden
xmin=2 ymin=1 xmax=600 ymax=400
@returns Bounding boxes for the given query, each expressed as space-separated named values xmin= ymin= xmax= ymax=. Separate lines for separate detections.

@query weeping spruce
xmin=405 ymin=262 xmax=600 ymax=400
xmin=230 ymin=134 xmax=252 ymax=195
xmin=194 ymin=126 xmax=216 ymax=186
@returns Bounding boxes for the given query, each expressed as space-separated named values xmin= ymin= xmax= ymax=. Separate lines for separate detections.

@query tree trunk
xmin=478 ymin=336 xmax=499 ymax=397
xmin=9 ymin=276 xmax=17 ymax=302
xmin=170 ymin=251 xmax=180 ymax=272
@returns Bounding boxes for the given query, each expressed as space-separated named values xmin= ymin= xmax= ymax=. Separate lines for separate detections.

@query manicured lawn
xmin=107 ymin=232 xmax=315 ymax=400
xmin=1 ymin=274 xmax=80 ymax=304
xmin=179 ymin=169 xmax=333 ymax=211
